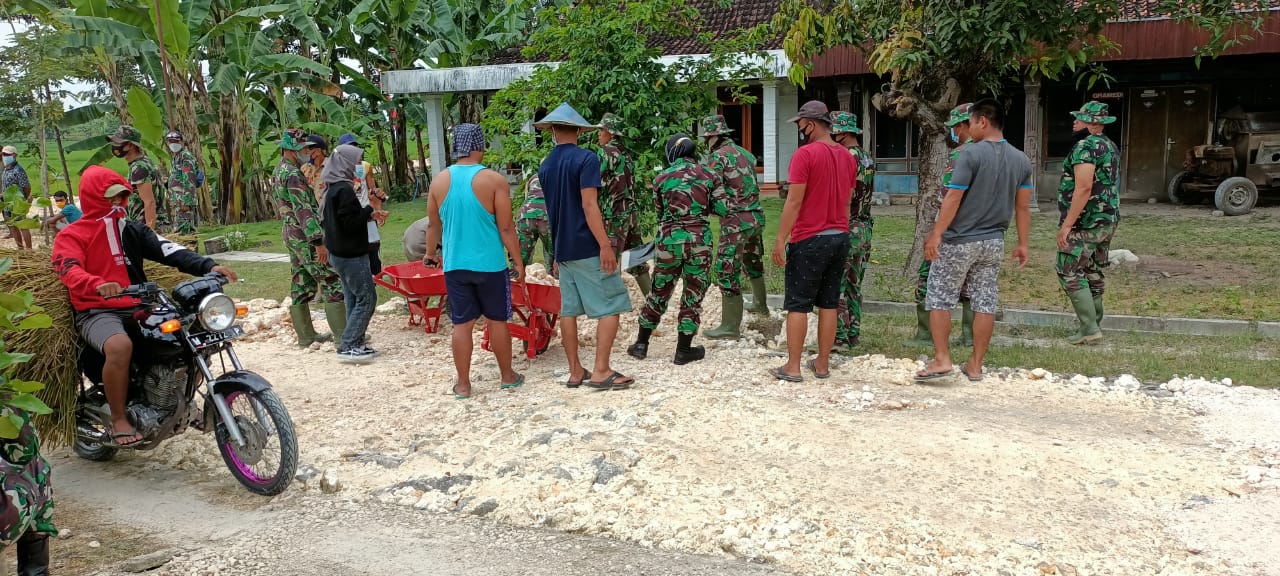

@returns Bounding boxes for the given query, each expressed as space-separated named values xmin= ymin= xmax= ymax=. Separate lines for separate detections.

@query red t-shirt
xmin=787 ymin=142 xmax=857 ymax=243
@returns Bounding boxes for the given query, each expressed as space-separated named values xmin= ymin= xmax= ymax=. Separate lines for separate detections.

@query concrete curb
xmin=755 ymin=295 xmax=1278 ymax=340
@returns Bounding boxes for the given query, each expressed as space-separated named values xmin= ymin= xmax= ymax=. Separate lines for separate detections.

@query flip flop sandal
xmin=805 ymin=359 xmax=831 ymax=379
xmin=565 ymin=369 xmax=589 ymax=389
xmin=960 ymin=366 xmax=983 ymax=382
xmin=452 ymin=383 xmax=471 ymax=400
xmin=500 ymin=374 xmax=526 ymax=390
xmin=769 ymin=367 xmax=803 ymax=383
xmin=587 ymin=371 xmax=634 ymax=390
xmin=914 ymin=367 xmax=954 ymax=382
xmin=109 ymin=430 xmax=148 ymax=448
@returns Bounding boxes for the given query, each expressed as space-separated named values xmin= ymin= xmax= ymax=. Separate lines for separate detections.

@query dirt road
xmin=45 ymin=300 xmax=1280 ymax=575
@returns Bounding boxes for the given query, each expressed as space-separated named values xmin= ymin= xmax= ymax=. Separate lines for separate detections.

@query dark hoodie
xmin=52 ymin=166 xmax=216 ymax=312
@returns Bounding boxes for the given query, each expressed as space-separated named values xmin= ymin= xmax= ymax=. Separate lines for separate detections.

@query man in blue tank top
xmin=424 ymin=124 xmax=525 ymax=399
xmin=536 ymin=103 xmax=634 ymax=391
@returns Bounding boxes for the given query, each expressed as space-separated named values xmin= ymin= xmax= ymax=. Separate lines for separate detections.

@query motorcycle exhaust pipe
xmin=76 ymin=423 xmax=110 ymax=443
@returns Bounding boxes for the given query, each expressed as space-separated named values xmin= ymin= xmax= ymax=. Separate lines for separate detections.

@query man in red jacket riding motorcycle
xmin=52 ymin=166 xmax=238 ymax=447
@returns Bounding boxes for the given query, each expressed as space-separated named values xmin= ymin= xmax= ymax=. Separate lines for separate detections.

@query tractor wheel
xmin=1167 ymin=171 xmax=1198 ymax=205
xmin=1214 ymin=177 xmax=1259 ymax=216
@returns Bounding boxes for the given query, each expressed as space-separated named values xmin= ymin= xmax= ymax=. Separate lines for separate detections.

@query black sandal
xmin=565 ymin=369 xmax=589 ymax=389
xmin=587 ymin=371 xmax=634 ymax=390
xmin=109 ymin=429 xmax=147 ymax=448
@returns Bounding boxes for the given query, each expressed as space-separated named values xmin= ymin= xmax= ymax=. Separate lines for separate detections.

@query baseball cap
xmin=304 ymin=134 xmax=330 ymax=152
xmin=165 ymin=130 xmax=184 ymax=141
xmin=788 ymin=100 xmax=831 ymax=123
xmin=103 ymin=183 xmax=131 ymax=198
xmin=338 ymin=133 xmax=359 ymax=147
xmin=1 ymin=145 xmax=16 ymax=155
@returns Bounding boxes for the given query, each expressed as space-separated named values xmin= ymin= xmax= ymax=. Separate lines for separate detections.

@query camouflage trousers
xmin=516 ymin=218 xmax=553 ymax=267
xmin=287 ymin=240 xmax=344 ymax=304
xmin=610 ymin=216 xmax=650 ymax=277
xmin=1 ymin=430 xmax=57 ymax=546
xmin=172 ymin=205 xmax=197 ymax=235
xmin=836 ymin=220 xmax=873 ymax=346
xmin=638 ymin=242 xmax=711 ymax=335
xmin=1056 ymin=224 xmax=1116 ymax=296
xmin=714 ymin=226 xmax=765 ymax=296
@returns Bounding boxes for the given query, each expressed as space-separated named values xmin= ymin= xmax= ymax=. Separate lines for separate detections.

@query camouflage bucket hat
xmin=599 ymin=113 xmax=624 ymax=137
xmin=830 ymin=111 xmax=861 ymax=135
xmin=698 ymin=115 xmax=733 ymax=137
xmin=1071 ymin=101 xmax=1116 ymax=125
xmin=279 ymin=128 xmax=306 ymax=151
xmin=107 ymin=125 xmax=143 ymax=146
xmin=945 ymin=103 xmax=974 ymax=127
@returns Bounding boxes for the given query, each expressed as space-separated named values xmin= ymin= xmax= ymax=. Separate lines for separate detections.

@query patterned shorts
xmin=925 ymin=238 xmax=1003 ymax=315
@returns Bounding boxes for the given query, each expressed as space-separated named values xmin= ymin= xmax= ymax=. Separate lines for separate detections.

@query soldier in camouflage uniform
xmin=516 ymin=174 xmax=555 ymax=274
xmin=627 ymin=134 xmax=729 ymax=365
xmin=108 ymin=125 xmax=169 ymax=231
xmin=165 ymin=130 xmax=199 ymax=234
xmin=273 ymin=129 xmax=346 ymax=348
xmin=830 ymin=111 xmax=876 ymax=348
xmin=909 ymin=104 xmax=976 ymax=346
xmin=698 ymin=115 xmax=766 ymax=340
xmin=0 ymin=409 xmax=55 ymax=574
xmin=597 ymin=113 xmax=653 ymax=295
xmin=1057 ymin=101 xmax=1122 ymax=345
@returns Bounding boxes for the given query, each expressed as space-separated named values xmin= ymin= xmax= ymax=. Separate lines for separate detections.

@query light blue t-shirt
xmin=440 ymin=164 xmax=507 ymax=273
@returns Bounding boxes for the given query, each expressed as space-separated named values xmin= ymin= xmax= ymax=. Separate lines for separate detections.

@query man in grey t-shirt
xmin=917 ymin=99 xmax=1032 ymax=383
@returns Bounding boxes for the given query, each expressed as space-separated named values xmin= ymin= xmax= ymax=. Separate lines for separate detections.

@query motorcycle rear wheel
xmin=73 ymin=438 xmax=118 ymax=462
xmin=214 ymin=389 xmax=298 ymax=496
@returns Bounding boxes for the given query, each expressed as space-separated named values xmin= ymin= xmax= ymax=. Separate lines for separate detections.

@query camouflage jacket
xmin=169 ymin=148 xmax=199 ymax=204
xmin=272 ymin=160 xmax=323 ymax=245
xmin=1059 ymin=133 xmax=1121 ymax=230
xmin=126 ymin=155 xmax=169 ymax=225
xmin=652 ymin=158 xmax=728 ymax=246
xmin=518 ymin=176 xmax=548 ymax=223
xmin=847 ymin=145 xmax=876 ymax=222
xmin=598 ymin=144 xmax=635 ymax=225
xmin=0 ymin=410 xmax=56 ymax=545
xmin=704 ymin=142 xmax=764 ymax=235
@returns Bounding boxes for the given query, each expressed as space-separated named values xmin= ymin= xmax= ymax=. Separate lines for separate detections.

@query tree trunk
xmin=415 ymin=124 xmax=427 ymax=182
xmin=374 ymin=123 xmax=392 ymax=195
xmin=392 ymin=103 xmax=410 ymax=189
xmin=458 ymin=93 xmax=485 ymax=124
xmin=909 ymin=130 xmax=949 ymax=275
xmin=53 ymin=124 xmax=73 ymax=198
xmin=98 ymin=53 xmax=132 ymax=125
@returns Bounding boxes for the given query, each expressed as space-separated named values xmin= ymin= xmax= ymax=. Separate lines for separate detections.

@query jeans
xmin=329 ymin=253 xmax=376 ymax=352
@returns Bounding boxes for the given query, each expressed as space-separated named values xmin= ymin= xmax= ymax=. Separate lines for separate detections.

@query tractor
xmin=1169 ymin=108 xmax=1280 ymax=216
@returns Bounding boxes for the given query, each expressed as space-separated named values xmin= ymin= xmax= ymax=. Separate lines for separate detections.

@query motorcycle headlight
xmin=198 ymin=293 xmax=237 ymax=332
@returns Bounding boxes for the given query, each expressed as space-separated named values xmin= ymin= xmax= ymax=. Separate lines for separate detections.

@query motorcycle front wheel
xmin=214 ymin=389 xmax=298 ymax=496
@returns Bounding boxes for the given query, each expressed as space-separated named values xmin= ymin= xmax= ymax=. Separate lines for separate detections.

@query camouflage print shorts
xmin=924 ymin=238 xmax=1003 ymax=315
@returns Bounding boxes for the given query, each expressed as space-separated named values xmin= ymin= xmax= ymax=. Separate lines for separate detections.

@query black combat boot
xmin=673 ymin=332 xmax=706 ymax=365
xmin=627 ymin=327 xmax=652 ymax=360
xmin=17 ymin=532 xmax=50 ymax=576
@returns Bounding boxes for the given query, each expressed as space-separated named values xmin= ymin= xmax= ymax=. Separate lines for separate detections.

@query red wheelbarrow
xmin=482 ymin=281 xmax=562 ymax=359
xmin=372 ymin=261 xmax=448 ymax=333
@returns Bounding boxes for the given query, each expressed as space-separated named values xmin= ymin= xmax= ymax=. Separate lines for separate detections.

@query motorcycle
xmin=73 ymin=273 xmax=298 ymax=496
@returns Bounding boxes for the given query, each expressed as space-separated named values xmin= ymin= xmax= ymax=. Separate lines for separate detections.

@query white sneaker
xmin=337 ymin=348 xmax=375 ymax=364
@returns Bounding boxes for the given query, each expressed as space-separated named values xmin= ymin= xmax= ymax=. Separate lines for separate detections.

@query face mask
xmin=2 ymin=156 xmax=14 ymax=166
xmin=111 ymin=146 xmax=128 ymax=158
xmin=949 ymin=128 xmax=959 ymax=144
xmin=168 ymin=143 xmax=183 ymax=153
xmin=55 ymin=200 xmax=66 ymax=207
xmin=354 ymin=165 xmax=366 ymax=179
xmin=298 ymin=153 xmax=313 ymax=166
xmin=798 ymin=122 xmax=811 ymax=144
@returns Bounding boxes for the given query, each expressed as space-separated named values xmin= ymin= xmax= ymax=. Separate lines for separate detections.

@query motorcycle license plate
xmin=190 ymin=325 xmax=245 ymax=347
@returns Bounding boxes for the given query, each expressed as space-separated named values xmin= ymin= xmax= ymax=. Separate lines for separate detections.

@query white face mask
xmin=168 ymin=143 xmax=183 ymax=153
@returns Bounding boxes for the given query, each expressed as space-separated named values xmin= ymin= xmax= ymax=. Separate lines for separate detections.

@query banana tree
xmin=420 ymin=0 xmax=539 ymax=124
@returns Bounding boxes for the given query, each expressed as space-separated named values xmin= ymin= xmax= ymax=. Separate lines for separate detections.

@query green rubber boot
xmin=955 ymin=300 xmax=975 ymax=347
xmin=1093 ymin=294 xmax=1105 ymax=327
xmin=907 ymin=303 xmax=932 ymax=345
xmin=704 ymin=294 xmax=744 ymax=340
xmin=1068 ymin=288 xmax=1103 ymax=345
xmin=323 ymin=301 xmax=348 ymax=344
xmin=633 ymin=267 xmax=653 ymax=298
xmin=289 ymin=303 xmax=321 ymax=347
xmin=746 ymin=277 xmax=770 ymax=314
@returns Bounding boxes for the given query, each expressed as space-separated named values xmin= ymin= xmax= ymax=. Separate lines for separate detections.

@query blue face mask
xmin=949 ymin=128 xmax=958 ymax=144
xmin=354 ymin=165 xmax=366 ymax=179
xmin=2 ymin=156 xmax=14 ymax=166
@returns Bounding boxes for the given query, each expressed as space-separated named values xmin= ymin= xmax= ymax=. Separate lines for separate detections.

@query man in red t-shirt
xmin=770 ymin=100 xmax=858 ymax=382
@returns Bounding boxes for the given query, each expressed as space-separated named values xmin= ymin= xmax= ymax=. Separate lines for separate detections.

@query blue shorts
xmin=444 ymin=269 xmax=511 ymax=325
xmin=558 ymin=256 xmax=633 ymax=319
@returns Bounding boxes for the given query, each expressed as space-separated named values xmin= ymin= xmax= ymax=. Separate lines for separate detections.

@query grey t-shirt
xmin=402 ymin=216 xmax=431 ymax=261
xmin=943 ymin=139 xmax=1033 ymax=244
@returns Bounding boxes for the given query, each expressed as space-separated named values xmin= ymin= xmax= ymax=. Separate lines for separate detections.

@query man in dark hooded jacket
xmin=51 ymin=166 xmax=238 ymax=447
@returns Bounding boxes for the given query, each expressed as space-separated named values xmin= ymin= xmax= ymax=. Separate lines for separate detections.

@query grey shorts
xmin=558 ymin=256 xmax=633 ymax=319
xmin=925 ymin=238 xmax=1003 ymax=315
xmin=75 ymin=309 xmax=136 ymax=353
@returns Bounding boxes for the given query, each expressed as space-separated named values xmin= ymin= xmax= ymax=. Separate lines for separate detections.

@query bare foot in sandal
xmin=110 ymin=420 xmax=145 ymax=447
